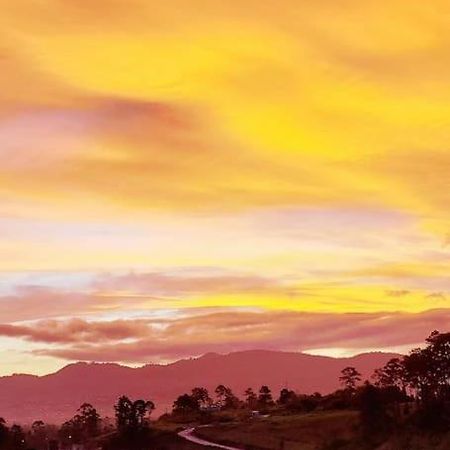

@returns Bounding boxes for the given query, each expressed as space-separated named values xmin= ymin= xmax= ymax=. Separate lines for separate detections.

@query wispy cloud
xmin=0 ymin=309 xmax=444 ymax=363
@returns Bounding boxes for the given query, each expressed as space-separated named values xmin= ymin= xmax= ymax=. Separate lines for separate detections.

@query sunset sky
xmin=0 ymin=0 xmax=449 ymax=376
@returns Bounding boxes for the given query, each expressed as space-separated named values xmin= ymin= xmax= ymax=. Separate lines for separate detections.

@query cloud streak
xmin=1 ymin=309 xmax=448 ymax=363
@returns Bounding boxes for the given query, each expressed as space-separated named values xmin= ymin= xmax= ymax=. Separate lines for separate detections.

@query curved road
xmin=178 ymin=427 xmax=242 ymax=450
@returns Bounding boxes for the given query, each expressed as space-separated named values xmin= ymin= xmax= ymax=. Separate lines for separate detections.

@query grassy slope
xmin=194 ymin=411 xmax=359 ymax=450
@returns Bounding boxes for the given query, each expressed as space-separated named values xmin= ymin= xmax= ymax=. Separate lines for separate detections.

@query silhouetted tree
xmin=244 ymin=388 xmax=258 ymax=409
xmin=9 ymin=425 xmax=25 ymax=450
xmin=110 ymin=396 xmax=154 ymax=450
xmin=258 ymin=385 xmax=274 ymax=408
xmin=191 ymin=387 xmax=212 ymax=409
xmin=133 ymin=400 xmax=155 ymax=428
xmin=115 ymin=396 xmax=133 ymax=431
xmin=114 ymin=396 xmax=154 ymax=431
xmin=340 ymin=367 xmax=362 ymax=392
xmin=172 ymin=394 xmax=200 ymax=414
xmin=76 ymin=403 xmax=101 ymax=437
xmin=60 ymin=418 xmax=83 ymax=445
xmin=404 ymin=331 xmax=450 ymax=403
xmin=59 ymin=402 xmax=101 ymax=446
xmin=358 ymin=382 xmax=390 ymax=441
xmin=31 ymin=421 xmax=45 ymax=434
xmin=373 ymin=358 xmax=405 ymax=390
xmin=0 ymin=418 xmax=8 ymax=450
xmin=215 ymin=385 xmax=239 ymax=409
xmin=277 ymin=388 xmax=297 ymax=406
xmin=30 ymin=420 xmax=48 ymax=450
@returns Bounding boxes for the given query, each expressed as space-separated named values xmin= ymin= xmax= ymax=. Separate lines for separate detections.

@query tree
xmin=340 ymin=367 xmax=362 ymax=392
xmin=278 ymin=388 xmax=297 ymax=406
xmin=9 ymin=425 xmax=26 ymax=450
xmin=31 ymin=421 xmax=45 ymax=434
xmin=215 ymin=385 xmax=239 ymax=409
xmin=0 ymin=418 xmax=8 ymax=449
xmin=424 ymin=330 xmax=450 ymax=400
xmin=132 ymin=400 xmax=155 ymax=428
xmin=172 ymin=394 xmax=200 ymax=414
xmin=76 ymin=403 xmax=101 ymax=437
xmin=215 ymin=385 xmax=230 ymax=404
xmin=115 ymin=396 xmax=134 ymax=431
xmin=358 ymin=382 xmax=390 ymax=439
xmin=30 ymin=420 xmax=48 ymax=450
xmin=109 ymin=397 xmax=154 ymax=450
xmin=373 ymin=358 xmax=405 ymax=390
xmin=114 ymin=396 xmax=154 ymax=431
xmin=59 ymin=418 xmax=83 ymax=445
xmin=191 ymin=387 xmax=212 ymax=409
xmin=244 ymin=388 xmax=258 ymax=409
xmin=258 ymin=385 xmax=274 ymax=408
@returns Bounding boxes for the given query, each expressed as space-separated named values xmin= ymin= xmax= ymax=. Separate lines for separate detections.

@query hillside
xmin=0 ymin=350 xmax=399 ymax=424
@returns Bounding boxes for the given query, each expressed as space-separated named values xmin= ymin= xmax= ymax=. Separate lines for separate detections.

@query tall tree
xmin=76 ymin=403 xmax=101 ymax=437
xmin=215 ymin=385 xmax=238 ymax=409
xmin=0 ymin=418 xmax=8 ymax=449
xmin=172 ymin=394 xmax=200 ymax=414
xmin=132 ymin=400 xmax=155 ymax=428
xmin=373 ymin=358 xmax=405 ymax=390
xmin=258 ymin=385 xmax=274 ymax=408
xmin=340 ymin=367 xmax=362 ymax=392
xmin=278 ymin=388 xmax=297 ymax=406
xmin=244 ymin=388 xmax=258 ymax=409
xmin=115 ymin=396 xmax=134 ymax=431
xmin=358 ymin=382 xmax=389 ymax=438
xmin=191 ymin=387 xmax=212 ymax=409
xmin=30 ymin=420 xmax=47 ymax=450
xmin=10 ymin=425 xmax=26 ymax=450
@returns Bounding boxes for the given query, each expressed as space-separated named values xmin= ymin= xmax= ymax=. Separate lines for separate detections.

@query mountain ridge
xmin=0 ymin=350 xmax=400 ymax=424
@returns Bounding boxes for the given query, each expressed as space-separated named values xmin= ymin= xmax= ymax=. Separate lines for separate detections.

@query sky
xmin=0 ymin=0 xmax=449 ymax=376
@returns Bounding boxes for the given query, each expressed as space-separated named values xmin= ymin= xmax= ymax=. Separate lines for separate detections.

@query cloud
xmin=1 ymin=266 xmax=448 ymax=325
xmin=93 ymin=271 xmax=281 ymax=296
xmin=0 ymin=0 xmax=449 ymax=230
xmin=0 ymin=308 xmax=445 ymax=363
xmin=0 ymin=287 xmax=98 ymax=322
xmin=0 ymin=318 xmax=152 ymax=344
xmin=0 ymin=270 xmax=284 ymax=322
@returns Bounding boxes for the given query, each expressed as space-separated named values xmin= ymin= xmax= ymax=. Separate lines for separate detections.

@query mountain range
xmin=0 ymin=350 xmax=399 ymax=424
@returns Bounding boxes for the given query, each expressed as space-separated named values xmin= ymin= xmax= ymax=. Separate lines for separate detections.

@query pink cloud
xmin=0 ymin=271 xmax=284 ymax=322
xmin=1 ymin=309 xmax=446 ymax=363
xmin=93 ymin=271 xmax=280 ymax=295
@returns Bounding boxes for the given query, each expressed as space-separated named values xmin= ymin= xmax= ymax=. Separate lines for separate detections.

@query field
xmin=194 ymin=411 xmax=359 ymax=450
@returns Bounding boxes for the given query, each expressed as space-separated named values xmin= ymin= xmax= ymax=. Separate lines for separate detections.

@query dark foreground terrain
xmin=189 ymin=411 xmax=450 ymax=450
